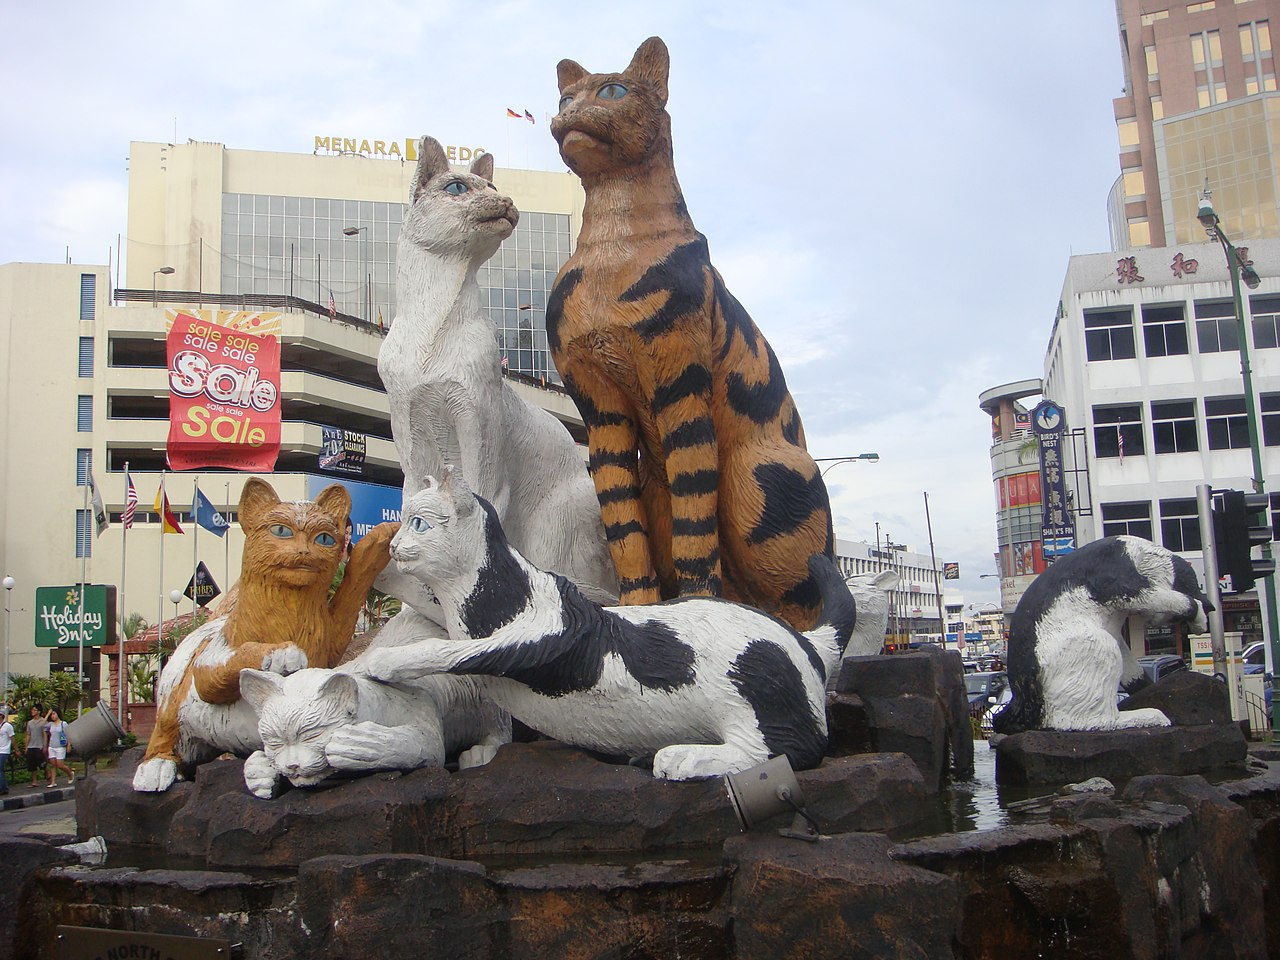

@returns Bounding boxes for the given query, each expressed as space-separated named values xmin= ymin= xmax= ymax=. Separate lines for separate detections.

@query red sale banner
xmin=166 ymin=312 xmax=281 ymax=471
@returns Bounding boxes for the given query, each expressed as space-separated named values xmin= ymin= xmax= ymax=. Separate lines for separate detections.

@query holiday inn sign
xmin=34 ymin=584 xmax=117 ymax=648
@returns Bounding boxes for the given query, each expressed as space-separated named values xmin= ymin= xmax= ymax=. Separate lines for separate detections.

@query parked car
xmin=966 ymin=671 xmax=1010 ymax=715
xmin=1243 ymin=641 xmax=1266 ymax=675
xmin=1135 ymin=655 xmax=1188 ymax=684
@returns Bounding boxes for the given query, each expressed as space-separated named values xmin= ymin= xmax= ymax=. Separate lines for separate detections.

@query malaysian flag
xmin=122 ymin=470 xmax=138 ymax=529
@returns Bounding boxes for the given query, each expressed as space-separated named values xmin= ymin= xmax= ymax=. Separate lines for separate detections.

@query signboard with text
xmin=167 ymin=312 xmax=281 ymax=471
xmin=34 ymin=584 xmax=116 ymax=648
xmin=1031 ymin=399 xmax=1076 ymax=560
xmin=319 ymin=427 xmax=367 ymax=475
xmin=305 ymin=474 xmax=402 ymax=544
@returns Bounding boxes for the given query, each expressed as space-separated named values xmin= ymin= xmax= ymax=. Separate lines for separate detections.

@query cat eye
xmin=443 ymin=181 xmax=469 ymax=196
xmin=314 ymin=532 xmax=337 ymax=547
xmin=597 ymin=82 xmax=628 ymax=100
xmin=269 ymin=524 xmax=294 ymax=539
xmin=558 ymin=94 xmax=574 ymax=111
xmin=408 ymin=516 xmax=431 ymax=533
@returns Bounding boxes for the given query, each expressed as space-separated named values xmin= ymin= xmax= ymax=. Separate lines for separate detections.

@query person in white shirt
xmin=0 ymin=712 xmax=14 ymax=795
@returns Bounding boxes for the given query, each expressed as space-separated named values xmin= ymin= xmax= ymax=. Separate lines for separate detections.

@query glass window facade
xmin=1160 ymin=498 xmax=1201 ymax=552
xmin=1262 ymin=392 xmax=1280 ymax=445
xmin=1142 ymin=303 xmax=1189 ymax=357
xmin=220 ymin=192 xmax=572 ymax=382
xmin=1151 ymin=399 xmax=1198 ymax=453
xmin=1102 ymin=501 xmax=1153 ymax=540
xmin=1084 ymin=307 xmax=1136 ymax=361
xmin=1195 ymin=299 xmax=1239 ymax=352
xmin=1205 ymin=395 xmax=1250 ymax=448
xmin=1094 ymin=403 xmax=1144 ymax=458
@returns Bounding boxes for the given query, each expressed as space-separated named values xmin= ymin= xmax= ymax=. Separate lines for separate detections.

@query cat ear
xmin=412 ymin=136 xmax=452 ymax=203
xmin=317 ymin=672 xmax=359 ymax=719
xmin=239 ymin=669 xmax=285 ymax=713
xmin=557 ymin=58 xmax=588 ymax=93
xmin=625 ymin=37 xmax=669 ymax=103
xmin=440 ymin=465 xmax=476 ymax=517
xmin=314 ymin=484 xmax=352 ymax=527
xmin=470 ymin=151 xmax=494 ymax=182
xmin=239 ymin=479 xmax=280 ymax=529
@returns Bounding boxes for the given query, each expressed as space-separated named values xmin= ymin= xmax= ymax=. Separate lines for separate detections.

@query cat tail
xmin=802 ymin=554 xmax=856 ymax=683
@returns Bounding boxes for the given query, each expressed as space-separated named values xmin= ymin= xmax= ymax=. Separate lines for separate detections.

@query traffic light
xmin=1213 ymin=489 xmax=1277 ymax=593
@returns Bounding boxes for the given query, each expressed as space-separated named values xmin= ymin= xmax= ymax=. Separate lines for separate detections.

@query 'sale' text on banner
xmin=166 ymin=313 xmax=281 ymax=471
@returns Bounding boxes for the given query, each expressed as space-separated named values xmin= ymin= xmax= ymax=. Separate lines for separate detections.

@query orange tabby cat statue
xmin=132 ymin=478 xmax=398 ymax=792
xmin=548 ymin=36 xmax=833 ymax=630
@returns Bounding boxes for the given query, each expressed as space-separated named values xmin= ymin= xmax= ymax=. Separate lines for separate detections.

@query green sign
xmin=34 ymin=584 xmax=116 ymax=648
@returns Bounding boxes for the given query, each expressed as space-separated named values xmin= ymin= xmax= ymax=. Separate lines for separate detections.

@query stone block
xmin=835 ymin=652 xmax=935 ymax=698
xmin=1118 ymin=669 xmax=1231 ymax=726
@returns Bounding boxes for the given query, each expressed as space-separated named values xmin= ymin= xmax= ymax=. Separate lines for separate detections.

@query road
xmin=0 ymin=793 xmax=77 ymax=839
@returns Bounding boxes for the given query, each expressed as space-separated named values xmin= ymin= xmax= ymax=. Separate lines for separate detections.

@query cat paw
xmin=361 ymin=646 xmax=427 ymax=683
xmin=261 ymin=644 xmax=308 ymax=676
xmin=132 ymin=757 xmax=179 ymax=793
xmin=652 ymin=744 xmax=755 ymax=781
xmin=326 ymin=721 xmax=398 ymax=769
xmin=243 ymin=751 xmax=282 ymax=799
xmin=457 ymin=743 xmax=499 ymax=769
xmin=1111 ymin=707 xmax=1172 ymax=729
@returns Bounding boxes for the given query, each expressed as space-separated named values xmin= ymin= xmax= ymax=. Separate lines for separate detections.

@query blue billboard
xmin=305 ymin=474 xmax=402 ymax=544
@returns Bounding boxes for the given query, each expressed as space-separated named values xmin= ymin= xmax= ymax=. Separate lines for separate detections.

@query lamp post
xmin=342 ymin=226 xmax=370 ymax=321
xmin=1198 ymin=191 xmax=1280 ymax=737
xmin=815 ymin=453 xmax=880 ymax=478
xmin=152 ymin=266 xmax=174 ymax=307
xmin=2 ymin=576 xmax=13 ymax=711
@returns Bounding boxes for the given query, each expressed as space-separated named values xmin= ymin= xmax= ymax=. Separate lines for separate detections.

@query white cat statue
xmin=359 ymin=470 xmax=856 ymax=781
xmin=377 ymin=135 xmax=617 ymax=608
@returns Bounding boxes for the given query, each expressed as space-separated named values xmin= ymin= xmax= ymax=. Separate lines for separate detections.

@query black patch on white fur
xmin=727 ymin=640 xmax=826 ymax=770
xmin=453 ymin=575 xmax=697 ymax=697
xmin=457 ymin=499 xmax=534 ymax=637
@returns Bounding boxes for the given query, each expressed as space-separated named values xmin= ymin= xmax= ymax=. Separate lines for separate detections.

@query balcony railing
xmin=113 ymin=288 xmax=384 ymax=336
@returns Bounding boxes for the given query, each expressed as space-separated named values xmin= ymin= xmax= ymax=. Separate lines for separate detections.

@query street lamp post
xmin=152 ymin=266 xmax=175 ymax=307
xmin=1198 ymin=191 xmax=1280 ymax=737
xmin=342 ymin=226 xmax=370 ymax=321
xmin=815 ymin=453 xmax=880 ymax=478
xmin=2 ymin=576 xmax=13 ymax=710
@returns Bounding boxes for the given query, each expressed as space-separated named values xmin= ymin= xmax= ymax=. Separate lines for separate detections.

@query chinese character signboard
xmin=34 ymin=584 xmax=117 ymax=648
xmin=1031 ymin=399 xmax=1076 ymax=560
xmin=166 ymin=311 xmax=281 ymax=471
xmin=319 ymin=427 xmax=367 ymax=476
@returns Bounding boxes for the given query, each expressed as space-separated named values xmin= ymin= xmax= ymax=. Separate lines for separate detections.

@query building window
xmin=1195 ymin=300 xmax=1239 ymax=353
xmin=1272 ymin=493 xmax=1280 ymax=540
xmin=1145 ymin=44 xmax=1159 ymax=81
xmin=76 ymin=449 xmax=91 ymax=485
xmin=75 ymin=509 xmax=93 ymax=558
xmin=1141 ymin=9 xmax=1169 ymax=26
xmin=1151 ymin=399 xmax=1199 ymax=453
xmin=1241 ymin=21 xmax=1275 ymax=94
xmin=1205 ymin=395 xmax=1250 ymax=448
xmin=1143 ymin=304 xmax=1189 ymax=357
xmin=1187 ymin=1 xmax=1215 ymax=12
xmin=76 ymin=396 xmax=92 ymax=432
xmin=1128 ymin=219 xmax=1152 ymax=247
xmin=1117 ymin=118 xmax=1140 ymax=148
xmin=78 ymin=336 xmax=93 ymax=377
xmin=1084 ymin=308 xmax=1136 ymax=361
xmin=1094 ymin=404 xmax=1144 ymax=458
xmin=79 ymin=274 xmax=96 ymax=321
xmin=1262 ymin=392 xmax=1280 ymax=445
xmin=1123 ymin=170 xmax=1146 ymax=199
xmin=1160 ymin=498 xmax=1202 ymax=552
xmin=1251 ymin=294 xmax=1280 ymax=348
xmin=1150 ymin=95 xmax=1164 ymax=120
xmin=1102 ymin=501 xmax=1154 ymax=540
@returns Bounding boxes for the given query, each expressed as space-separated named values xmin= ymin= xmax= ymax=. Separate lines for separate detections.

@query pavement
xmin=0 ymin=781 xmax=75 ymax=812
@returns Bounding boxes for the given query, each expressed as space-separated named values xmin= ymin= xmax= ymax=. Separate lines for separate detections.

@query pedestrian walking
xmin=25 ymin=704 xmax=46 ymax=788
xmin=0 ymin=711 xmax=13 ymax=794
xmin=43 ymin=708 xmax=74 ymax=787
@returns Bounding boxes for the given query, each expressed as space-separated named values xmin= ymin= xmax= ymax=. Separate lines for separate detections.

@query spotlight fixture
xmin=724 ymin=754 xmax=821 ymax=842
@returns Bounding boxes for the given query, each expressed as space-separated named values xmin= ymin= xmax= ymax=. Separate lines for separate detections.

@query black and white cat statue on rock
xmin=358 ymin=469 xmax=856 ymax=780
xmin=994 ymin=535 xmax=1212 ymax=734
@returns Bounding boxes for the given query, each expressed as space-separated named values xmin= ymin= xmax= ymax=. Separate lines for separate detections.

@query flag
xmin=377 ymin=307 xmax=385 ymax=333
xmin=328 ymin=292 xmax=337 ymax=319
xmin=1117 ymin=430 xmax=1125 ymax=462
xmin=506 ymin=108 xmax=523 ymax=119
xmin=524 ymin=110 xmax=535 ymax=124
xmin=88 ymin=472 xmax=109 ymax=536
xmin=123 ymin=470 xmax=139 ymax=529
xmin=154 ymin=488 xmax=184 ymax=534
xmin=194 ymin=487 xmax=229 ymax=538
xmin=500 ymin=354 xmax=509 ymax=370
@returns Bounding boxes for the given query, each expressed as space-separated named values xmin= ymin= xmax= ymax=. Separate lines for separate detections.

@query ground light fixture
xmin=724 ymin=754 xmax=821 ymax=842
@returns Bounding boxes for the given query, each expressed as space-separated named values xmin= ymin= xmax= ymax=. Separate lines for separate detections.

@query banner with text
xmin=167 ymin=312 xmax=281 ymax=471
xmin=1031 ymin=399 xmax=1076 ymax=560
xmin=319 ymin=427 xmax=367 ymax=475
xmin=34 ymin=584 xmax=117 ymax=648
xmin=305 ymin=474 xmax=401 ymax=544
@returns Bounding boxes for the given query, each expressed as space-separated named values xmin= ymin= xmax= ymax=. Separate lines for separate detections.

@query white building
xmin=833 ymin=537 xmax=954 ymax=647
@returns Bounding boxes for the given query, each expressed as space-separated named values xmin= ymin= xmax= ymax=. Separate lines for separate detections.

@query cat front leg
xmin=326 ymin=720 xmax=446 ymax=771
xmin=357 ymin=640 xmax=462 ymax=683
xmin=194 ymin=643 xmax=307 ymax=704
xmin=563 ymin=368 xmax=660 ymax=605
xmin=243 ymin=750 xmax=284 ymax=799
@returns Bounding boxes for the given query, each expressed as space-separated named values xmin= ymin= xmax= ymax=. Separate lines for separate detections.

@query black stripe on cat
xmin=619 ymin=574 xmax=661 ymax=595
xmin=671 ymin=515 xmax=717 ymax=537
xmin=663 ymin=417 xmax=716 ymax=454
xmin=653 ymin=365 xmax=712 ymax=415
xmin=605 ymin=520 xmax=646 ymax=540
xmin=727 ymin=640 xmax=826 ymax=771
xmin=713 ymin=273 xmax=760 ymax=362
xmin=545 ymin=267 xmax=582 ymax=353
xmin=746 ymin=464 xmax=825 ymax=545
xmin=590 ymin=449 xmax=639 ymax=471
xmin=565 ymin=377 xmax=630 ymax=429
xmin=671 ymin=469 xmax=719 ymax=497
xmin=454 ymin=576 xmax=697 ymax=697
xmin=622 ymin=239 xmax=709 ymax=342
xmin=457 ymin=500 xmax=535 ymax=638
xmin=725 ymin=342 xmax=790 ymax=424
xmin=597 ymin=485 xmax=643 ymax=506
xmin=781 ymin=410 xmax=803 ymax=446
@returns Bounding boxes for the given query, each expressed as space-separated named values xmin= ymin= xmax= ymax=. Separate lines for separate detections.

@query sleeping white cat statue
xmin=376 ymin=136 xmax=617 ymax=612
xmin=358 ymin=469 xmax=857 ymax=781
xmin=239 ymin=651 xmax=510 ymax=798
xmin=993 ymin=535 xmax=1212 ymax=734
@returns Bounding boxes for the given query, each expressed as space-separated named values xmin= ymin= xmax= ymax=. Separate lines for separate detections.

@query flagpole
xmin=158 ymin=470 xmax=166 ymax=663
xmin=118 ymin=462 xmax=129 ymax=726
xmin=192 ymin=477 xmax=200 ymax=617
xmin=224 ymin=481 xmax=231 ymax=592
xmin=78 ymin=469 xmax=89 ymax=714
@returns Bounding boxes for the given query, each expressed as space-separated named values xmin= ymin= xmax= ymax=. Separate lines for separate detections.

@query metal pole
xmin=1212 ymin=223 xmax=1280 ymax=737
xmin=924 ymin=492 xmax=945 ymax=648
xmin=118 ymin=462 xmax=129 ymax=727
xmin=2 ymin=578 xmax=13 ymax=710
xmin=1196 ymin=483 xmax=1228 ymax=678
xmin=78 ymin=470 xmax=89 ymax=714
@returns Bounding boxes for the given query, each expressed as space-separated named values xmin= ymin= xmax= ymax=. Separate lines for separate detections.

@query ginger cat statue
xmin=548 ymin=36 xmax=833 ymax=631
xmin=133 ymin=479 xmax=397 ymax=792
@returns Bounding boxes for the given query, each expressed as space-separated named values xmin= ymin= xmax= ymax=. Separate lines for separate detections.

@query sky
xmin=0 ymin=1 xmax=1124 ymax=610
